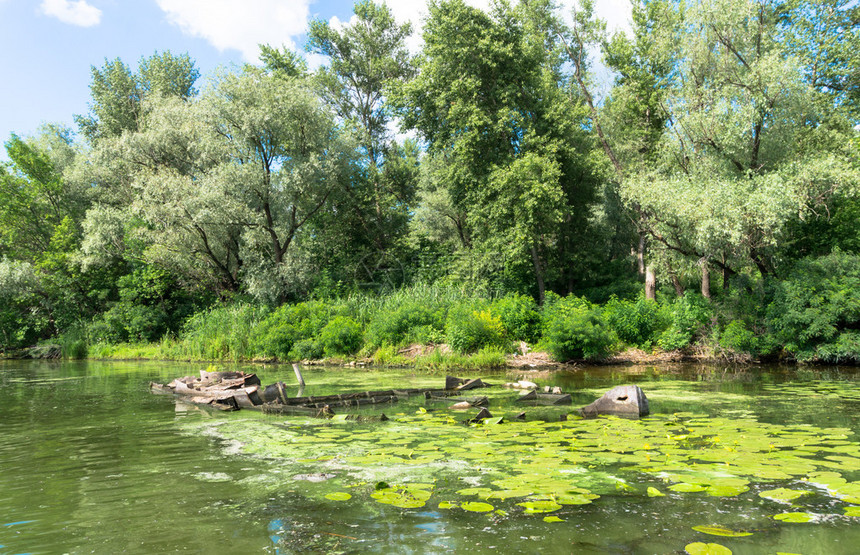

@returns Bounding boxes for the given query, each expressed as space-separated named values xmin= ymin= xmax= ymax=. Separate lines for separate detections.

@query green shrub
xmin=253 ymin=301 xmax=333 ymax=359
xmin=446 ymin=306 xmax=508 ymax=354
xmin=657 ymin=294 xmax=713 ymax=351
xmin=289 ymin=338 xmax=324 ymax=360
xmin=767 ymin=250 xmax=860 ymax=363
xmin=490 ymin=293 xmax=540 ymax=343
xmin=319 ymin=316 xmax=363 ymax=356
xmin=88 ymin=303 xmax=170 ymax=344
xmin=543 ymin=304 xmax=616 ymax=361
xmin=540 ymin=292 xmax=592 ymax=334
xmin=718 ymin=320 xmax=760 ymax=357
xmin=603 ymin=296 xmax=666 ymax=350
xmin=365 ymin=301 xmax=446 ymax=348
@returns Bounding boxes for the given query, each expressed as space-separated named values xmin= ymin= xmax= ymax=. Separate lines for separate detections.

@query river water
xmin=1 ymin=360 xmax=859 ymax=554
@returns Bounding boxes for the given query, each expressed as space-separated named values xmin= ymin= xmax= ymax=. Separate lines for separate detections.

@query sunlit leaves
xmin=691 ymin=525 xmax=752 ymax=538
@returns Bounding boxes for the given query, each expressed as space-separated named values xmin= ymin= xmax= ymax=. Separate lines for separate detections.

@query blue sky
xmin=0 ymin=0 xmax=630 ymax=154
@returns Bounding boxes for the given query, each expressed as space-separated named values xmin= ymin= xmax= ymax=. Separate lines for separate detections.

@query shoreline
xmin=4 ymin=345 xmax=807 ymax=369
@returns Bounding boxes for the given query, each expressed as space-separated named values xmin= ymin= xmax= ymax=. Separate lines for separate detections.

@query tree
xmin=81 ymin=68 xmax=355 ymax=302
xmin=616 ymin=0 xmax=860 ymax=292
xmin=76 ymin=51 xmax=199 ymax=143
xmin=0 ymin=126 xmax=84 ymax=262
xmin=306 ymin=1 xmax=418 ymax=279
xmin=396 ymin=0 xmax=601 ymax=301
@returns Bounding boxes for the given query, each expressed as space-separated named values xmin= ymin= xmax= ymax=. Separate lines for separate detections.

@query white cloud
xmin=153 ymin=0 xmax=631 ymax=66
xmin=40 ymin=0 xmax=102 ymax=27
xmin=155 ymin=0 xmax=311 ymax=62
xmin=386 ymin=0 xmax=631 ymax=53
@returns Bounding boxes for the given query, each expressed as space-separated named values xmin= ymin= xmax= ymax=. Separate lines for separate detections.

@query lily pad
xmin=517 ymin=500 xmax=562 ymax=514
xmin=325 ymin=492 xmax=352 ymax=501
xmin=685 ymin=542 xmax=732 ymax=555
xmin=692 ymin=525 xmax=752 ymax=537
xmin=669 ymin=483 xmax=708 ymax=493
xmin=647 ymin=487 xmax=665 ymax=497
xmin=844 ymin=506 xmax=860 ymax=517
xmin=759 ymin=488 xmax=810 ymax=503
xmin=461 ymin=501 xmax=494 ymax=513
xmin=706 ymin=484 xmax=749 ymax=497
xmin=773 ymin=512 xmax=814 ymax=523
xmin=543 ymin=516 xmax=565 ymax=522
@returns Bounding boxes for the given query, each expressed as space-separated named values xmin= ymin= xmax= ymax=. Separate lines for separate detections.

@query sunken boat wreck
xmin=151 ymin=369 xmax=650 ymax=421
xmin=150 ymin=370 xmax=493 ymax=418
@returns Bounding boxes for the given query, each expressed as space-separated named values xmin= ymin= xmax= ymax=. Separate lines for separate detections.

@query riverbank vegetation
xmin=2 ymin=0 xmax=859 ymax=365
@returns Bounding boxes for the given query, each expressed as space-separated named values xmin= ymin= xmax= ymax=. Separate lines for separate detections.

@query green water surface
xmin=1 ymin=360 xmax=859 ymax=554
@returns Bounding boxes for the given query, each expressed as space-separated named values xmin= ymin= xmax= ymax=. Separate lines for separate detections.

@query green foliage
xmin=490 ymin=293 xmax=541 ymax=343
xmin=319 ymin=316 xmax=363 ymax=356
xmin=77 ymin=51 xmax=198 ymax=142
xmin=767 ymin=250 xmax=860 ymax=363
xmin=418 ymin=346 xmax=508 ymax=371
xmin=540 ymin=294 xmax=617 ymax=360
xmin=718 ymin=320 xmax=760 ymax=358
xmin=253 ymin=301 xmax=333 ymax=360
xmin=365 ymin=301 xmax=445 ymax=348
xmin=657 ymin=294 xmax=714 ymax=351
xmin=176 ymin=304 xmax=268 ymax=361
xmin=603 ymin=296 xmax=666 ymax=350
xmin=289 ymin=339 xmax=324 ymax=361
xmin=0 ymin=258 xmax=48 ymax=352
xmin=445 ymin=305 xmax=508 ymax=354
xmin=542 ymin=297 xmax=617 ymax=361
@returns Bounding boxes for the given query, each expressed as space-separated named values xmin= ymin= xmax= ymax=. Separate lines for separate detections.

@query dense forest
xmin=1 ymin=0 xmax=859 ymax=365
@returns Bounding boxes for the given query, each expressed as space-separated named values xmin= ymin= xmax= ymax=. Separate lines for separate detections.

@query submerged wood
xmin=455 ymin=378 xmax=488 ymax=391
xmin=151 ymin=372 xmax=488 ymax=419
xmin=467 ymin=407 xmax=493 ymax=423
xmin=426 ymin=395 xmax=489 ymax=408
xmin=515 ymin=390 xmax=572 ymax=405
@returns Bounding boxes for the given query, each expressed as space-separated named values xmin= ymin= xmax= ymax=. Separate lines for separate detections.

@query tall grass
xmin=174 ymin=303 xmax=268 ymax=361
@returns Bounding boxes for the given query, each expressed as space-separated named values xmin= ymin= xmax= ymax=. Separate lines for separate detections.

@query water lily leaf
xmin=517 ymin=500 xmax=562 ymax=514
xmin=461 ymin=501 xmax=494 ymax=512
xmin=685 ymin=542 xmax=732 ymax=555
xmin=456 ymin=487 xmax=493 ymax=497
xmin=669 ymin=483 xmax=707 ymax=493
xmin=759 ymin=488 xmax=810 ymax=502
xmin=692 ymin=525 xmax=752 ymax=537
xmin=438 ymin=501 xmax=458 ymax=509
xmin=482 ymin=489 xmax=533 ymax=500
xmin=543 ymin=516 xmax=565 ymax=522
xmin=556 ymin=493 xmax=598 ymax=505
xmin=706 ymin=484 xmax=749 ymax=497
xmin=753 ymin=468 xmax=793 ymax=480
xmin=843 ymin=506 xmax=860 ymax=517
xmin=325 ymin=492 xmax=352 ymax=501
xmin=647 ymin=487 xmax=665 ymax=497
xmin=773 ymin=512 xmax=814 ymax=523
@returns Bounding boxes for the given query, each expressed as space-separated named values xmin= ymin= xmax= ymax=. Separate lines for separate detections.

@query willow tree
xmin=618 ymin=0 xmax=860 ymax=296
xmin=80 ymin=68 xmax=355 ymax=301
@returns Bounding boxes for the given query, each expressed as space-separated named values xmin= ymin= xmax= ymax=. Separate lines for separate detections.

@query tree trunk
xmin=669 ymin=266 xmax=684 ymax=297
xmin=700 ymin=259 xmax=711 ymax=300
xmin=530 ymin=244 xmax=546 ymax=305
xmin=645 ymin=266 xmax=656 ymax=301
xmin=637 ymin=233 xmax=646 ymax=276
